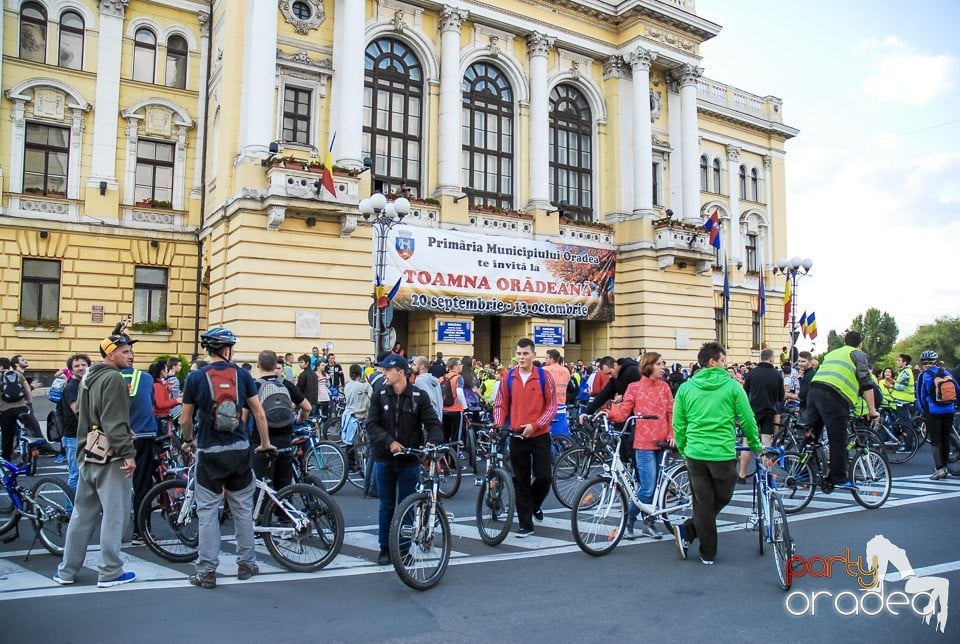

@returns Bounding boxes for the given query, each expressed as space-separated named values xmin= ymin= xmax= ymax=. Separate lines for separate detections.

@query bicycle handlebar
xmin=392 ymin=443 xmax=455 ymax=459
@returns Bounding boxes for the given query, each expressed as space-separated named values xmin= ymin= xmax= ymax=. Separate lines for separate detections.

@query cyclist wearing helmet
xmin=915 ymin=350 xmax=958 ymax=480
xmin=180 ymin=327 xmax=274 ymax=589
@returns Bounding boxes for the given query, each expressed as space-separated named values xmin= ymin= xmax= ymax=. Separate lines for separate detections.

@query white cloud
xmin=858 ymin=37 xmax=957 ymax=106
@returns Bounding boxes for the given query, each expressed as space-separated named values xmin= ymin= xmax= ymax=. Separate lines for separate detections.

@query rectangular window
xmin=134 ymin=140 xmax=175 ymax=205
xmin=20 ymin=259 xmax=60 ymax=322
xmin=565 ymin=318 xmax=579 ymax=345
xmin=752 ymin=312 xmax=762 ymax=350
xmin=745 ymin=234 xmax=759 ymax=272
xmin=134 ymin=266 xmax=168 ymax=323
xmin=652 ymin=162 xmax=661 ymax=206
xmin=23 ymin=123 xmax=69 ymax=196
xmin=715 ymin=308 xmax=725 ymax=343
xmin=282 ymin=86 xmax=311 ymax=145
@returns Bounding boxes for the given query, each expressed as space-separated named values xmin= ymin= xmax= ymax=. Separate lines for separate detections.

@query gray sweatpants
xmin=195 ymin=478 xmax=257 ymax=574
xmin=57 ymin=459 xmax=132 ymax=582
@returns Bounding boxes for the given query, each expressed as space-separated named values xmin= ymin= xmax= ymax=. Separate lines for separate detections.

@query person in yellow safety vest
xmin=543 ymin=349 xmax=571 ymax=436
xmin=878 ymin=367 xmax=897 ymax=412
xmin=805 ymin=330 xmax=879 ymax=490
xmin=853 ymin=371 xmax=883 ymax=416
xmin=890 ymin=353 xmax=917 ymax=428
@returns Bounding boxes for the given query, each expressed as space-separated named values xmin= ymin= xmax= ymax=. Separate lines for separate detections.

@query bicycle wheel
xmin=138 ymin=478 xmax=199 ymax=562
xmin=263 ymin=483 xmax=344 ymax=572
xmin=776 ymin=451 xmax=815 ymax=514
xmin=0 ymin=481 xmax=14 ymax=518
xmin=883 ymin=422 xmax=920 ymax=465
xmin=755 ymin=478 xmax=765 ymax=556
xmin=30 ymin=477 xmax=74 ymax=555
xmin=571 ymin=477 xmax=627 ymax=556
xmin=321 ymin=416 xmax=340 ymax=441
xmin=436 ymin=453 xmax=462 ymax=499
xmin=657 ymin=465 xmax=692 ymax=533
xmin=389 ymin=492 xmax=451 ymax=590
xmin=947 ymin=430 xmax=960 ymax=477
xmin=769 ymin=492 xmax=793 ymax=590
xmin=304 ymin=441 xmax=347 ymax=494
xmin=346 ymin=437 xmax=368 ymax=489
xmin=552 ymin=448 xmax=604 ymax=509
xmin=850 ymin=450 xmax=891 ymax=509
xmin=475 ymin=467 xmax=515 ymax=546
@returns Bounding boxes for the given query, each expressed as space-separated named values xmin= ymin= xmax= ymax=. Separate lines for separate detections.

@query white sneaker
xmin=930 ymin=468 xmax=948 ymax=481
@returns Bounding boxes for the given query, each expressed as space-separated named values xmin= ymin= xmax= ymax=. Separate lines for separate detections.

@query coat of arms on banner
xmin=395 ymin=236 xmax=415 ymax=260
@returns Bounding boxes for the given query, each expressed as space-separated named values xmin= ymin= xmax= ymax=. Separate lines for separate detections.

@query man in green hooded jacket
xmin=672 ymin=342 xmax=761 ymax=565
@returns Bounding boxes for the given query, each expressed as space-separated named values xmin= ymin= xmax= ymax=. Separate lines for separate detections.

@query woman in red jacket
xmin=607 ymin=352 xmax=674 ymax=540
xmin=148 ymin=361 xmax=180 ymax=436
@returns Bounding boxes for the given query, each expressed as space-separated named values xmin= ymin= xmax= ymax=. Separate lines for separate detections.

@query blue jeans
xmin=61 ymin=436 xmax=79 ymax=490
xmin=629 ymin=449 xmax=660 ymax=525
xmin=374 ymin=461 xmax=419 ymax=551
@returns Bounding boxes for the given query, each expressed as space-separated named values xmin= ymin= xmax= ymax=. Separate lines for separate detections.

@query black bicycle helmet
xmin=920 ymin=350 xmax=939 ymax=365
xmin=200 ymin=327 xmax=238 ymax=350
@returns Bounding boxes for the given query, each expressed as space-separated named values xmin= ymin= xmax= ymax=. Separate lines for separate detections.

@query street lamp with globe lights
xmin=359 ymin=193 xmax=410 ymax=356
xmin=773 ymin=255 xmax=813 ymax=363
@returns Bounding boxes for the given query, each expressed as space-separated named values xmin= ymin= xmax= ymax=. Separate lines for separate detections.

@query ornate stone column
xmin=673 ymin=64 xmax=702 ymax=224
xmin=763 ymin=154 xmax=773 ymax=265
xmin=332 ymin=0 xmax=365 ymax=168
xmin=666 ymin=77 xmax=681 ymax=216
xmin=526 ymin=32 xmax=554 ymax=211
xmin=238 ymin=0 xmax=278 ymax=158
xmin=726 ymin=144 xmax=741 ymax=262
xmin=436 ymin=6 xmax=467 ymax=196
xmin=603 ymin=55 xmax=633 ymax=214
xmin=629 ymin=48 xmax=655 ymax=215
xmin=87 ymin=0 xmax=129 ymax=192
xmin=192 ymin=10 xmax=210 ymax=198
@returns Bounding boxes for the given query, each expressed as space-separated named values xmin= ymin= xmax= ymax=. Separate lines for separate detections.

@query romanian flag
xmin=799 ymin=311 xmax=809 ymax=338
xmin=756 ymin=266 xmax=766 ymax=317
xmin=807 ymin=311 xmax=818 ymax=340
xmin=704 ymin=208 xmax=721 ymax=249
xmin=782 ymin=279 xmax=791 ymax=327
xmin=722 ymin=261 xmax=730 ymax=321
xmin=320 ymin=135 xmax=337 ymax=198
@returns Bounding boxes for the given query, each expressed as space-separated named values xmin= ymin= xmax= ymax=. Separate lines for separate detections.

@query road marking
xmin=885 ymin=559 xmax=960 ymax=582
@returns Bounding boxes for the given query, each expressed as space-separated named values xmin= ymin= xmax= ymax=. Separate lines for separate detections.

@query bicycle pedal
xmin=474 ymin=478 xmax=483 ymax=487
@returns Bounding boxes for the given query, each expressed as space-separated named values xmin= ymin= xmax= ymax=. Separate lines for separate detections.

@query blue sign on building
xmin=533 ymin=325 xmax=564 ymax=346
xmin=437 ymin=321 xmax=473 ymax=344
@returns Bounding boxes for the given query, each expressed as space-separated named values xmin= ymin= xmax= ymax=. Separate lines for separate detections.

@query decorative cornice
xmin=526 ymin=32 xmax=555 ymax=58
xmin=98 ymin=0 xmax=129 ymax=18
xmin=628 ymin=47 xmax=656 ymax=72
xmin=276 ymin=48 xmax=333 ymax=71
xmin=440 ymin=5 xmax=467 ymax=33
xmin=602 ymin=55 xmax=630 ymax=80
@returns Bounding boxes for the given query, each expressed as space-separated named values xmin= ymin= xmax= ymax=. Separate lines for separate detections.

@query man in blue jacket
xmin=915 ymin=350 xmax=958 ymax=480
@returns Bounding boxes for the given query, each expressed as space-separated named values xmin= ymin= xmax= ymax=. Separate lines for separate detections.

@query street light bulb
xmin=393 ymin=197 xmax=410 ymax=218
xmin=776 ymin=257 xmax=789 ymax=269
xmin=790 ymin=256 xmax=802 ymax=269
xmin=369 ymin=192 xmax=387 ymax=212
xmin=385 ymin=202 xmax=397 ymax=220
xmin=801 ymin=258 xmax=813 ymax=271
xmin=359 ymin=198 xmax=373 ymax=217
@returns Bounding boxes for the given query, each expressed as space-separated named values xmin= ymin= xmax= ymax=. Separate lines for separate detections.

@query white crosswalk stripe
xmin=2 ymin=473 xmax=959 ymax=600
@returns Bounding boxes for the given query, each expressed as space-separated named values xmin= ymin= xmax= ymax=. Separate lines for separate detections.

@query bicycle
xmin=473 ymin=427 xmax=516 ymax=546
xmin=738 ymin=445 xmax=795 ymax=590
xmin=389 ymin=444 xmax=455 ymax=590
xmin=949 ymin=416 xmax=960 ymax=477
xmin=551 ymin=413 xmax=618 ymax=509
xmin=570 ymin=417 xmax=693 ymax=557
xmin=0 ymin=456 xmax=74 ymax=556
xmin=345 ymin=422 xmax=373 ymax=491
xmin=137 ymin=453 xmax=345 ymax=571
xmin=293 ymin=420 xmax=347 ymax=494
xmin=777 ymin=421 xmax=892 ymax=514
xmin=873 ymin=408 xmax=922 ymax=465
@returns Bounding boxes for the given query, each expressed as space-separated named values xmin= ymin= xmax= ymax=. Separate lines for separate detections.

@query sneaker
xmin=377 ymin=550 xmax=391 ymax=565
xmin=54 ymin=454 xmax=67 ymax=464
xmin=624 ymin=521 xmax=637 ymax=540
xmin=98 ymin=571 xmax=137 ymax=588
xmin=673 ymin=524 xmax=689 ymax=560
xmin=189 ymin=572 xmax=216 ymax=589
xmin=516 ymin=527 xmax=535 ymax=538
xmin=237 ymin=563 xmax=259 ymax=580
xmin=834 ymin=480 xmax=860 ymax=490
xmin=930 ymin=468 xmax=948 ymax=481
xmin=533 ymin=508 xmax=544 ymax=522
xmin=641 ymin=523 xmax=663 ymax=540
xmin=130 ymin=534 xmax=144 ymax=547
xmin=699 ymin=556 xmax=715 ymax=565
xmin=737 ymin=476 xmax=748 ymax=485
xmin=52 ymin=572 xmax=74 ymax=585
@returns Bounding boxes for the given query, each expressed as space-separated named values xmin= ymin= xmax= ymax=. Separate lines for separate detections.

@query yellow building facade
xmin=1 ymin=0 xmax=798 ymax=379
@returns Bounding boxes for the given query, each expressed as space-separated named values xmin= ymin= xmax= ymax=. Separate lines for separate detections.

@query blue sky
xmin=695 ymin=0 xmax=960 ymax=347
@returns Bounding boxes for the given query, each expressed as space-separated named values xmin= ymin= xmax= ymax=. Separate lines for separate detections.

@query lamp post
xmin=359 ymin=192 xmax=410 ymax=357
xmin=773 ymin=255 xmax=813 ymax=363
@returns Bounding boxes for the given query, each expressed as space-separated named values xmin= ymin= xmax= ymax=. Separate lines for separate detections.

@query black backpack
xmin=440 ymin=375 xmax=457 ymax=407
xmin=258 ymin=378 xmax=293 ymax=430
xmin=1 ymin=371 xmax=26 ymax=403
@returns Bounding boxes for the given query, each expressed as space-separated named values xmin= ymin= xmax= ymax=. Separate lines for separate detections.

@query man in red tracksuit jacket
xmin=493 ymin=338 xmax=556 ymax=537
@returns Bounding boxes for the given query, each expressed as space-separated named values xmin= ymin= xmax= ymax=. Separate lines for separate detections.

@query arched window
xmin=712 ymin=158 xmax=722 ymax=193
xmin=363 ymin=38 xmax=424 ymax=197
xmin=133 ymin=28 xmax=157 ymax=83
xmin=165 ymin=35 xmax=188 ymax=89
xmin=750 ymin=168 xmax=760 ymax=201
xmin=58 ymin=11 xmax=84 ymax=69
xmin=549 ymin=84 xmax=593 ymax=221
xmin=738 ymin=164 xmax=747 ymax=199
xmin=699 ymin=155 xmax=709 ymax=191
xmin=462 ymin=62 xmax=514 ymax=209
xmin=20 ymin=2 xmax=47 ymax=63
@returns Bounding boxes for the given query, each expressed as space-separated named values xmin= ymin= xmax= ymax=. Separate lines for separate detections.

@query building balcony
xmin=652 ymin=218 xmax=715 ymax=273
xmin=264 ymin=164 xmax=360 ymax=207
xmin=558 ymin=217 xmax=614 ymax=246
xmin=468 ymin=207 xmax=534 ymax=238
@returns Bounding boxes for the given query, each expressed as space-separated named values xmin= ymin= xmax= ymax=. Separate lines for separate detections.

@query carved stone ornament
xmin=392 ymin=9 xmax=405 ymax=32
xmin=602 ymin=55 xmax=629 ymax=80
xmin=132 ymin=210 xmax=176 ymax=225
xmin=267 ymin=205 xmax=286 ymax=231
xmin=726 ymin=145 xmax=741 ymax=162
xmin=276 ymin=48 xmax=332 ymax=70
xmin=22 ymin=199 xmax=69 ymax=215
xmin=628 ymin=48 xmax=656 ymax=72
xmin=763 ymin=155 xmax=772 ymax=170
xmin=33 ymin=89 xmax=65 ymax=119
xmin=144 ymin=107 xmax=173 ymax=137
xmin=279 ymin=0 xmax=326 ymax=35
xmin=670 ymin=64 xmax=703 ymax=87
xmin=526 ymin=32 xmax=554 ymax=58
xmin=650 ymin=90 xmax=663 ymax=121
xmin=99 ymin=0 xmax=130 ymax=18
xmin=198 ymin=10 xmax=210 ymax=37
xmin=340 ymin=214 xmax=358 ymax=237
xmin=439 ymin=6 xmax=467 ymax=33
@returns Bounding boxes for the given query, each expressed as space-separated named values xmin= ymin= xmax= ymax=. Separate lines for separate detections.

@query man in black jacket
xmin=740 ymin=348 xmax=784 ymax=481
xmin=578 ymin=357 xmax=641 ymax=421
xmin=366 ymin=354 xmax=443 ymax=565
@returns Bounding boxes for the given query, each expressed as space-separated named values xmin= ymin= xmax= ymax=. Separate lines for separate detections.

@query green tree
xmin=826 ymin=329 xmax=843 ymax=352
xmin=851 ymin=308 xmax=898 ymax=363
xmin=884 ymin=316 xmax=960 ymax=369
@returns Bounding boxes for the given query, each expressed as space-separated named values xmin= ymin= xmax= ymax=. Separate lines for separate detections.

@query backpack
xmin=503 ymin=367 xmax=547 ymax=427
xmin=576 ymin=372 xmax=594 ymax=402
xmin=463 ymin=386 xmax=481 ymax=410
xmin=258 ymin=378 xmax=293 ymax=430
xmin=932 ymin=368 xmax=957 ymax=407
xmin=48 ymin=374 xmax=67 ymax=403
xmin=204 ymin=366 xmax=242 ymax=432
xmin=440 ymin=374 xmax=457 ymax=407
xmin=1 ymin=371 xmax=26 ymax=403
